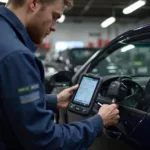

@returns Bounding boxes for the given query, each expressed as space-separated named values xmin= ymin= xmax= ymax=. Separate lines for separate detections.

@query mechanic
xmin=0 ymin=0 xmax=120 ymax=149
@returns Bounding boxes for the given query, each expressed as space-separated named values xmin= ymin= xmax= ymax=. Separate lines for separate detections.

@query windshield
xmin=90 ymin=41 xmax=150 ymax=77
xmin=69 ymin=48 xmax=98 ymax=66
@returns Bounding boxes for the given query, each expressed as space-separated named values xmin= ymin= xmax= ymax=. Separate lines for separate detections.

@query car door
xmin=66 ymin=26 xmax=150 ymax=150
xmin=87 ymin=39 xmax=150 ymax=149
xmin=126 ymin=79 xmax=150 ymax=149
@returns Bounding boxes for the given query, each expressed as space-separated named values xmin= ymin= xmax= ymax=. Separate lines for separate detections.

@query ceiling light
xmin=0 ymin=0 xmax=8 ymax=3
xmin=121 ymin=44 xmax=135 ymax=52
xmin=123 ymin=0 xmax=146 ymax=15
xmin=57 ymin=15 xmax=65 ymax=23
xmin=101 ymin=17 xmax=116 ymax=28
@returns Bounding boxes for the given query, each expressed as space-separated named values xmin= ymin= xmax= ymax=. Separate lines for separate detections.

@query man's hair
xmin=7 ymin=0 xmax=73 ymax=9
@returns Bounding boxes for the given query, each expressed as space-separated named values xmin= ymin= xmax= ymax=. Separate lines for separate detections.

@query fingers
xmin=115 ymin=109 xmax=119 ymax=114
xmin=99 ymin=103 xmax=120 ymax=126
xmin=68 ymin=84 xmax=79 ymax=92
xmin=117 ymin=115 xmax=120 ymax=119
xmin=114 ymin=115 xmax=120 ymax=124
xmin=113 ymin=111 xmax=120 ymax=125
xmin=111 ymin=104 xmax=119 ymax=109
xmin=113 ymin=105 xmax=120 ymax=124
xmin=108 ymin=115 xmax=120 ymax=126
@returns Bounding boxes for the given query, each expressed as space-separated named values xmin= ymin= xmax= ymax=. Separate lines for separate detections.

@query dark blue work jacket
xmin=0 ymin=6 xmax=103 ymax=150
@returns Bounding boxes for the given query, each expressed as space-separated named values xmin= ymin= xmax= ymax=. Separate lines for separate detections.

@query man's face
xmin=27 ymin=0 xmax=64 ymax=44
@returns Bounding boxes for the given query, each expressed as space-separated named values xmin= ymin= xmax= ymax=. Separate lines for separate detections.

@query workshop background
xmin=1 ymin=0 xmax=150 ymax=150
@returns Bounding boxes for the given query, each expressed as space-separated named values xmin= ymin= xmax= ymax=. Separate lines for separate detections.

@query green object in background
xmin=134 ymin=61 xmax=142 ymax=66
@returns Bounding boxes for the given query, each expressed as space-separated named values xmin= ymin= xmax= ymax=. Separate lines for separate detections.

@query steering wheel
xmin=95 ymin=76 xmax=144 ymax=140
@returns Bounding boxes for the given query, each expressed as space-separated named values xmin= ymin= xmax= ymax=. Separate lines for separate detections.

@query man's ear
xmin=28 ymin=0 xmax=40 ymax=11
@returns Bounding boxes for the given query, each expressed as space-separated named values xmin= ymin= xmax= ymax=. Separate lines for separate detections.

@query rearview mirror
xmin=49 ymin=71 xmax=73 ymax=87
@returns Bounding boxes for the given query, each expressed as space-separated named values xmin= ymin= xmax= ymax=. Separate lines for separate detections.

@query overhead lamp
xmin=101 ymin=17 xmax=116 ymax=28
xmin=123 ymin=0 xmax=146 ymax=15
xmin=57 ymin=14 xmax=65 ymax=23
xmin=121 ymin=44 xmax=135 ymax=52
xmin=0 ymin=0 xmax=8 ymax=3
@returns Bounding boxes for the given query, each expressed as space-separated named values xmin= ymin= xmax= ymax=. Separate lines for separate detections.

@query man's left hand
xmin=57 ymin=84 xmax=79 ymax=109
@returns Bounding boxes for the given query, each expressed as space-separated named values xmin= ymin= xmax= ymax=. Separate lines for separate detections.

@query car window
xmin=88 ymin=40 xmax=150 ymax=111
xmin=90 ymin=42 xmax=150 ymax=77
xmin=69 ymin=48 xmax=98 ymax=66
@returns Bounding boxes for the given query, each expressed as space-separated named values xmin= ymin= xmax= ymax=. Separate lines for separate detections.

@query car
xmin=47 ymin=47 xmax=99 ymax=73
xmin=47 ymin=24 xmax=150 ymax=150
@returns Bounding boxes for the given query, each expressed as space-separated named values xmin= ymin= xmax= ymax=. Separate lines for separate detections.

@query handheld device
xmin=68 ymin=74 xmax=102 ymax=116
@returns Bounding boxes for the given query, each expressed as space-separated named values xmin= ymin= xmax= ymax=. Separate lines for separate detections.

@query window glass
xmin=90 ymin=42 xmax=150 ymax=77
xmin=70 ymin=48 xmax=98 ymax=66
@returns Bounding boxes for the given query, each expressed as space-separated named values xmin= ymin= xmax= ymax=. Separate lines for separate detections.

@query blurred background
xmin=27 ymin=1 xmax=150 ymax=79
xmin=1 ymin=0 xmax=149 ymax=79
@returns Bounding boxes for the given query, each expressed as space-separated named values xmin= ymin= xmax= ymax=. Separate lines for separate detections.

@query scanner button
xmin=75 ymin=107 xmax=81 ymax=111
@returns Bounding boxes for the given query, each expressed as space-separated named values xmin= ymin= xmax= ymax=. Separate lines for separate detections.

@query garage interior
xmin=0 ymin=0 xmax=150 ymax=150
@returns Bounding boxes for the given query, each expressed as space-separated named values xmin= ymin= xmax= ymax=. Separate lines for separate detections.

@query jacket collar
xmin=0 ymin=6 xmax=37 ymax=53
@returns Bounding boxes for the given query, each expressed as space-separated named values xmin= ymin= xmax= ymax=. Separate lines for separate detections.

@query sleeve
xmin=0 ymin=51 xmax=104 ymax=150
xmin=45 ymin=94 xmax=58 ymax=112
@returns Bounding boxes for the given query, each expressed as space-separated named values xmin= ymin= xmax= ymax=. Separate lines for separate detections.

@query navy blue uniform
xmin=0 ymin=6 xmax=103 ymax=150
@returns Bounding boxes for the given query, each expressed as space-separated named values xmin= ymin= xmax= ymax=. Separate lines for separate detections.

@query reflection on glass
xmin=91 ymin=41 xmax=150 ymax=77
xmin=121 ymin=44 xmax=135 ymax=52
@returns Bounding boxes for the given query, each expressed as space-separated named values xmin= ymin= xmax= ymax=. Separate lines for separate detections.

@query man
xmin=0 ymin=0 xmax=119 ymax=149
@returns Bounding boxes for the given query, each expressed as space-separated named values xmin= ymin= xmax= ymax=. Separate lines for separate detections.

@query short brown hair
xmin=7 ymin=0 xmax=73 ymax=9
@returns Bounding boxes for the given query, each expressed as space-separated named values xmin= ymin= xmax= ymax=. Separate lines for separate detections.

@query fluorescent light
xmin=57 ymin=15 xmax=65 ymax=23
xmin=121 ymin=44 xmax=135 ymax=52
xmin=123 ymin=0 xmax=146 ymax=15
xmin=0 ymin=0 xmax=8 ymax=3
xmin=101 ymin=17 xmax=116 ymax=28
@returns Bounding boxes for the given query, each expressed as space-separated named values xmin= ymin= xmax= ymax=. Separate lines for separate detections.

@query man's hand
xmin=98 ymin=104 xmax=120 ymax=126
xmin=57 ymin=85 xmax=79 ymax=109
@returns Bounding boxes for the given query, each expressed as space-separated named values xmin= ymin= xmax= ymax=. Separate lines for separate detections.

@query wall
xmin=43 ymin=17 xmax=150 ymax=51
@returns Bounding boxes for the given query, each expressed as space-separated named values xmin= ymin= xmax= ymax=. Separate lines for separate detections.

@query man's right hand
xmin=98 ymin=104 xmax=120 ymax=126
